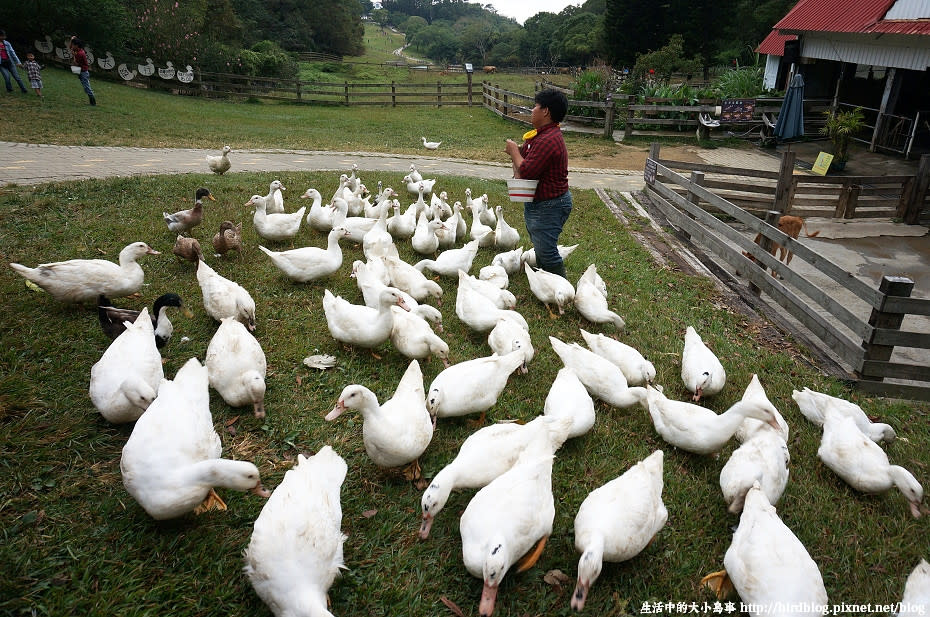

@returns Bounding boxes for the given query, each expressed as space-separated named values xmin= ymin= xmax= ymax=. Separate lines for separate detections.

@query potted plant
xmin=820 ymin=107 xmax=865 ymax=171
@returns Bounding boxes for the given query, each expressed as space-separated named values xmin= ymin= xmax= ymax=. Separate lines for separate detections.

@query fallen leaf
xmin=440 ymin=596 xmax=466 ymax=617
xmin=225 ymin=416 xmax=240 ymax=426
xmin=543 ymin=569 xmax=571 ymax=587
xmin=361 ymin=509 xmax=377 ymax=518
xmin=296 ymin=375 xmax=302 ymax=386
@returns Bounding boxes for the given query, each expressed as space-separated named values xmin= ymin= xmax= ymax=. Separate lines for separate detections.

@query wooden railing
xmin=482 ymin=82 xmax=619 ymax=139
xmin=643 ymin=147 xmax=930 ymax=400
xmin=653 ymin=147 xmax=930 ymax=222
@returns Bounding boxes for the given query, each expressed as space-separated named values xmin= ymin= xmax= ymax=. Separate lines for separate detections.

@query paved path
xmin=0 ymin=142 xmax=645 ymax=191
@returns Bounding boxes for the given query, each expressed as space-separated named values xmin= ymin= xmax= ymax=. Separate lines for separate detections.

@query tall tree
xmin=602 ymin=0 xmax=664 ymax=67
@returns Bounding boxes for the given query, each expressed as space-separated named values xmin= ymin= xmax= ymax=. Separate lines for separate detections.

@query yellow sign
xmin=811 ymin=151 xmax=834 ymax=176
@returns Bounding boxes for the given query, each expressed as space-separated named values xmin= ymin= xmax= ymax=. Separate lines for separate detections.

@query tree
xmin=372 ymin=8 xmax=390 ymax=32
xmin=602 ymin=0 xmax=663 ymax=67
xmin=459 ymin=19 xmax=497 ymax=64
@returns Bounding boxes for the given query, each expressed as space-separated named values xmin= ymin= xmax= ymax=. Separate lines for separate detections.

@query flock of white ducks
xmin=7 ymin=160 xmax=928 ymax=616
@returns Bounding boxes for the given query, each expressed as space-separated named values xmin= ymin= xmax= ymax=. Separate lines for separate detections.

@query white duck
xmin=254 ymin=180 xmax=285 ymax=214
xmin=720 ymin=426 xmax=790 ymax=515
xmin=475 ymin=193 xmax=496 ymax=228
xmin=491 ymin=246 xmax=525 ymax=275
xmin=248 ymin=195 xmax=306 ymax=242
xmin=387 ymin=201 xmax=418 ymax=240
xmin=419 ymin=415 xmax=571 ymax=540
xmin=544 ymin=367 xmax=595 ymax=439
xmin=643 ymin=380 xmax=782 ymax=455
xmin=331 ymin=197 xmax=377 ymax=243
xmin=411 ymin=212 xmax=445 ymax=255
xmin=525 ymin=263 xmax=575 ymax=317
xmin=10 ymin=242 xmax=159 ymax=304
xmin=681 ymin=325 xmax=726 ymax=401
xmin=365 ymin=186 xmax=396 ymax=219
xmin=258 ymin=227 xmax=347 ymax=283
xmin=427 ymin=349 xmax=526 ymax=421
xmin=701 ymin=482 xmax=828 ymax=606
xmin=383 ymin=255 xmax=443 ymax=303
xmin=574 ymin=264 xmax=626 ymax=330
xmin=461 ymin=272 xmax=516 ymax=309
xmin=205 ymin=317 xmax=267 ymax=419
xmin=408 ymin=164 xmax=423 ymax=183
xmin=734 ymin=373 xmax=790 ymax=443
xmin=405 ymin=175 xmax=436 ymax=196
xmin=456 ymin=271 xmax=528 ymax=334
xmin=353 ymin=260 xmax=442 ymax=330
xmin=345 ymin=163 xmax=361 ymax=193
xmin=243 ymin=446 xmax=348 ymax=617
xmin=579 ymin=329 xmax=654 ymax=386
xmin=450 ymin=201 xmax=468 ymax=239
xmin=327 ymin=360 xmax=433 ymax=470
xmin=421 ymin=136 xmax=441 ymax=150
xmin=415 ymin=238 xmax=481 ymax=277
xmin=571 ymin=451 xmax=667 ymax=611
xmin=206 ymin=145 xmax=231 ymax=174
xmin=120 ymin=358 xmax=270 ymax=519
xmin=362 ymin=208 xmax=398 ymax=260
xmin=523 ymin=243 xmax=578 ymax=268
xmin=493 ymin=205 xmax=520 ymax=250
xmin=469 ymin=211 xmax=495 ymax=248
xmin=89 ymin=308 xmax=163 ymax=424
xmin=488 ymin=315 xmax=533 ymax=373
xmin=196 ymin=260 xmax=256 ymax=331
xmin=479 ymin=265 xmax=508 ymax=289
xmin=899 ymin=559 xmax=930 ymax=613
xmin=792 ymin=387 xmax=896 ymax=443
xmin=303 ymin=188 xmax=348 ymax=233
xmin=818 ymin=404 xmax=923 ymax=518
xmin=460 ymin=441 xmax=554 ymax=617
xmin=549 ymin=336 xmax=648 ymax=409
xmin=322 ymin=287 xmax=409 ymax=350
xmin=390 ymin=305 xmax=450 ymax=366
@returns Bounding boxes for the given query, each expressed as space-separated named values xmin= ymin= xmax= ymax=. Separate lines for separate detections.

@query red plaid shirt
xmin=518 ymin=123 xmax=568 ymax=201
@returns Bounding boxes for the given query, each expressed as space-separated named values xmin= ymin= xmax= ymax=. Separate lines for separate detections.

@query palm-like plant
xmin=820 ymin=107 xmax=866 ymax=164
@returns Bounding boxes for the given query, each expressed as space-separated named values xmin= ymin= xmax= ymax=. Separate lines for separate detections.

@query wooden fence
xmin=482 ymin=82 xmax=618 ymax=139
xmin=643 ymin=148 xmax=930 ymax=400
xmin=651 ymin=145 xmax=930 ymax=223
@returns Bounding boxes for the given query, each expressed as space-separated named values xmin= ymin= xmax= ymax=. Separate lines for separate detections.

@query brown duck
xmin=173 ymin=235 xmax=203 ymax=262
xmin=213 ymin=221 xmax=242 ymax=256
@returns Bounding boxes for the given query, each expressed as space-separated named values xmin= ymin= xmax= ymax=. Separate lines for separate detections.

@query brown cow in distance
xmin=742 ymin=215 xmax=820 ymax=277
xmin=482 ymin=65 xmax=496 ymax=74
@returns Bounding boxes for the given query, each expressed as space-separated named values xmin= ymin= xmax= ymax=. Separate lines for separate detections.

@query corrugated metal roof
xmin=775 ymin=0 xmax=896 ymax=33
xmin=756 ymin=31 xmax=797 ymax=55
xmin=774 ymin=0 xmax=930 ymax=35
xmin=885 ymin=0 xmax=930 ymax=20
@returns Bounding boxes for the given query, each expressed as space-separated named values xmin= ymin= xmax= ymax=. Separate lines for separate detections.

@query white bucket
xmin=507 ymin=178 xmax=538 ymax=202
xmin=70 ymin=65 xmax=82 ymax=74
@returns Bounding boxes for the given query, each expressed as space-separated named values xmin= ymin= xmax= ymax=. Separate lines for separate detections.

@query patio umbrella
xmin=774 ymin=73 xmax=805 ymax=141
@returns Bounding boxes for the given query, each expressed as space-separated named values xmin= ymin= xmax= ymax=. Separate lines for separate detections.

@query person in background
xmin=23 ymin=52 xmax=42 ymax=98
xmin=0 ymin=29 xmax=28 ymax=94
xmin=504 ymin=88 xmax=572 ymax=278
xmin=69 ymin=35 xmax=95 ymax=106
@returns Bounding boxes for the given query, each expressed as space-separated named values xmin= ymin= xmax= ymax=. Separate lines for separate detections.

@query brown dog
xmin=743 ymin=215 xmax=820 ymax=276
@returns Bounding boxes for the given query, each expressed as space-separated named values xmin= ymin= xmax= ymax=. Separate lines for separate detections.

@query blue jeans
xmin=524 ymin=190 xmax=573 ymax=277
xmin=78 ymin=70 xmax=94 ymax=96
xmin=0 ymin=59 xmax=27 ymax=92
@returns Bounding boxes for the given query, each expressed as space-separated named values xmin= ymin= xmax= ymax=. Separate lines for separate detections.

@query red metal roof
xmin=774 ymin=0 xmax=930 ymax=35
xmin=756 ymin=31 xmax=797 ymax=55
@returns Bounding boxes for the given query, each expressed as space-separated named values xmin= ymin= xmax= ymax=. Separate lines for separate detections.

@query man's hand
xmin=504 ymin=138 xmax=520 ymax=157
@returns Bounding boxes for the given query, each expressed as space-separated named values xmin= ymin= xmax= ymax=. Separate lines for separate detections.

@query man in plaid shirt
xmin=505 ymin=88 xmax=573 ymax=278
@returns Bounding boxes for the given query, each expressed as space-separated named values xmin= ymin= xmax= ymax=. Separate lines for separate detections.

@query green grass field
xmin=0 ymin=33 xmax=927 ymax=617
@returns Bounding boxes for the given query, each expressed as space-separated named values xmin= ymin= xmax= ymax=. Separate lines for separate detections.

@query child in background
xmin=23 ymin=52 xmax=42 ymax=98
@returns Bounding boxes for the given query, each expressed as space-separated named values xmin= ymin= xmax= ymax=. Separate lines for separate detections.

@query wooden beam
xmin=858 ymin=275 xmax=914 ymax=381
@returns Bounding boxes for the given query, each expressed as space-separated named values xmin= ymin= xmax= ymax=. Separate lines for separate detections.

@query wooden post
xmin=392 ymin=81 xmax=396 ymax=107
xmin=749 ymin=210 xmax=781 ymax=296
xmin=344 ymin=81 xmax=349 ymax=106
xmin=900 ymin=153 xmax=930 ymax=224
xmin=843 ymin=184 xmax=861 ymax=219
xmin=502 ymin=87 xmax=508 ymax=118
xmin=682 ymin=171 xmax=705 ymax=241
xmin=467 ymin=71 xmax=472 ymax=106
xmin=773 ymin=151 xmax=796 ymax=213
xmin=624 ymin=100 xmax=633 ymax=139
xmin=834 ymin=180 xmax=852 ymax=218
xmin=295 ymin=78 xmax=301 ymax=102
xmin=603 ymin=94 xmax=615 ymax=140
xmin=649 ymin=142 xmax=661 ymax=161
xmin=859 ymin=275 xmax=914 ymax=381
xmin=437 ymin=81 xmax=442 ymax=107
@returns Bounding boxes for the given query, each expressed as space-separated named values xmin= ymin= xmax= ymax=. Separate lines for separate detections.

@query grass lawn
xmin=0 ymin=48 xmax=927 ymax=616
